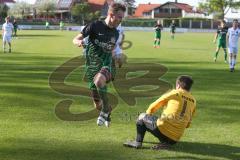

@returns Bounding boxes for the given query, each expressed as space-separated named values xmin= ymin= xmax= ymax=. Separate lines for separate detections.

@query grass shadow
xmin=143 ymin=141 xmax=240 ymax=160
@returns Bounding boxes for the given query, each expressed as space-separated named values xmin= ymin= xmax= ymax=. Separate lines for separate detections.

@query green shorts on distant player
xmin=217 ymin=39 xmax=226 ymax=48
xmin=153 ymin=21 xmax=162 ymax=48
xmin=213 ymin=20 xmax=228 ymax=62
xmin=155 ymin=32 xmax=161 ymax=39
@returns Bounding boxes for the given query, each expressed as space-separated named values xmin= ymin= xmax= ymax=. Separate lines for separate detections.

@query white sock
xmin=229 ymin=57 xmax=233 ymax=68
xmin=233 ymin=59 xmax=236 ymax=67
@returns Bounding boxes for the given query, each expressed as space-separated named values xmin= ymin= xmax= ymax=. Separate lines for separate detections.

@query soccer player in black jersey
xmin=73 ymin=2 xmax=126 ymax=127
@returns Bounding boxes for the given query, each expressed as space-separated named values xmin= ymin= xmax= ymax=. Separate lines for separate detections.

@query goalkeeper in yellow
xmin=124 ymin=75 xmax=196 ymax=150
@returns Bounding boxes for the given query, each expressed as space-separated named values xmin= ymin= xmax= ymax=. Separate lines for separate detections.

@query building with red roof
xmin=134 ymin=3 xmax=161 ymax=18
xmin=134 ymin=1 xmax=205 ymax=19
xmin=34 ymin=0 xmax=113 ymax=19
xmin=88 ymin=0 xmax=113 ymax=16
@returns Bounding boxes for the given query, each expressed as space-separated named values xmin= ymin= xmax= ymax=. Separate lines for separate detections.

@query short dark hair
xmin=108 ymin=2 xmax=126 ymax=14
xmin=233 ymin=19 xmax=238 ymax=23
xmin=176 ymin=75 xmax=194 ymax=91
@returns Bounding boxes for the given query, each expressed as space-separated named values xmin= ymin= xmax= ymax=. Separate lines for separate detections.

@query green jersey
xmin=155 ymin=24 xmax=162 ymax=33
xmin=155 ymin=24 xmax=162 ymax=38
xmin=60 ymin=21 xmax=64 ymax=28
xmin=217 ymin=26 xmax=228 ymax=42
xmin=81 ymin=20 xmax=119 ymax=82
xmin=170 ymin=23 xmax=176 ymax=33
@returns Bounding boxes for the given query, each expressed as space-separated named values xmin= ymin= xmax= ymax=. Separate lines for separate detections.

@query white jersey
xmin=116 ymin=25 xmax=124 ymax=45
xmin=2 ymin=22 xmax=14 ymax=37
xmin=83 ymin=36 xmax=89 ymax=47
xmin=114 ymin=25 xmax=124 ymax=55
xmin=82 ymin=36 xmax=89 ymax=57
xmin=228 ymin=27 xmax=240 ymax=48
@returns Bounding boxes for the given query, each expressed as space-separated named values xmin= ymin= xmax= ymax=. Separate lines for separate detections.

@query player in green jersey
xmin=153 ymin=20 xmax=163 ymax=48
xmin=170 ymin=20 xmax=176 ymax=40
xmin=73 ymin=3 xmax=126 ymax=127
xmin=213 ymin=20 xmax=228 ymax=63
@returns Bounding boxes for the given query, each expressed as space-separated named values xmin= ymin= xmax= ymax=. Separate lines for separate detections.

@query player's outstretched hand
xmin=77 ymin=40 xmax=84 ymax=47
xmin=73 ymin=39 xmax=83 ymax=47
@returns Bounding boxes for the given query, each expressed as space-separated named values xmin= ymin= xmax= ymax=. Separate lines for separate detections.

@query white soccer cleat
xmin=97 ymin=111 xmax=110 ymax=127
xmin=123 ymin=140 xmax=142 ymax=149
xmin=97 ymin=115 xmax=105 ymax=126
xmin=104 ymin=120 xmax=110 ymax=127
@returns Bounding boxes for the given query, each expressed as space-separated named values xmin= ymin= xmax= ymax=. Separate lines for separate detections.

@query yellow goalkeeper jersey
xmin=146 ymin=89 xmax=196 ymax=141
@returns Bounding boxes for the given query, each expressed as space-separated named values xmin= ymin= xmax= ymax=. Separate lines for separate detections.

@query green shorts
xmin=85 ymin=57 xmax=115 ymax=84
xmin=170 ymin=29 xmax=175 ymax=34
xmin=155 ymin=33 xmax=161 ymax=39
xmin=217 ymin=41 xmax=226 ymax=48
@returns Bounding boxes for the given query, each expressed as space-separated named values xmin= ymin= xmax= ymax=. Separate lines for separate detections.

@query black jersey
xmin=13 ymin=21 xmax=18 ymax=29
xmin=170 ymin=23 xmax=176 ymax=31
xmin=81 ymin=20 xmax=119 ymax=55
xmin=155 ymin=24 xmax=162 ymax=33
xmin=217 ymin=26 xmax=228 ymax=42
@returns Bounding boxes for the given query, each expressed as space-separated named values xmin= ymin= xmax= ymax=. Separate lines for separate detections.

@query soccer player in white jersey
xmin=227 ymin=19 xmax=240 ymax=72
xmin=113 ymin=24 xmax=125 ymax=68
xmin=82 ymin=36 xmax=88 ymax=57
xmin=2 ymin=16 xmax=14 ymax=53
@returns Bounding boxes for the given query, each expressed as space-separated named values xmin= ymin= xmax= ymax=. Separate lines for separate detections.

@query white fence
xmin=0 ymin=25 xmax=216 ymax=33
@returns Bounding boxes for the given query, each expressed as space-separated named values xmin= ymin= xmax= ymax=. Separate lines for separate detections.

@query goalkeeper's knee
xmin=136 ymin=113 xmax=146 ymax=125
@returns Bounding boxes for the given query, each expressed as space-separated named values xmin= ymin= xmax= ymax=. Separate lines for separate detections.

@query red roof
xmin=88 ymin=0 xmax=113 ymax=12
xmin=88 ymin=0 xmax=113 ymax=6
xmin=163 ymin=2 xmax=203 ymax=13
xmin=134 ymin=3 xmax=161 ymax=17
xmin=173 ymin=3 xmax=193 ymax=13
xmin=0 ymin=0 xmax=15 ymax=3
xmin=88 ymin=0 xmax=105 ymax=5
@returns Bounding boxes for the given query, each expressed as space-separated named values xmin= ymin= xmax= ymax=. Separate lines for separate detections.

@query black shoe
xmin=123 ymin=140 xmax=142 ymax=149
xmin=151 ymin=143 xmax=171 ymax=150
xmin=230 ymin=68 xmax=234 ymax=72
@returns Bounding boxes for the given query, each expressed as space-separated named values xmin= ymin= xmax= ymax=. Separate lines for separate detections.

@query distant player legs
xmin=171 ymin=32 xmax=175 ymax=39
xmin=3 ymin=41 xmax=6 ymax=52
xmin=223 ymin=48 xmax=227 ymax=62
xmin=214 ymin=47 xmax=220 ymax=62
xmin=3 ymin=36 xmax=11 ymax=53
xmin=233 ymin=54 xmax=237 ymax=69
xmin=154 ymin=38 xmax=160 ymax=48
xmin=229 ymin=53 xmax=234 ymax=71
xmin=214 ymin=46 xmax=227 ymax=62
xmin=229 ymin=47 xmax=238 ymax=72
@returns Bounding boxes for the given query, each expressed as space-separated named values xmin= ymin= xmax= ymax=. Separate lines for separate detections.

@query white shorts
xmin=3 ymin=35 xmax=12 ymax=43
xmin=113 ymin=45 xmax=122 ymax=56
xmin=228 ymin=47 xmax=238 ymax=55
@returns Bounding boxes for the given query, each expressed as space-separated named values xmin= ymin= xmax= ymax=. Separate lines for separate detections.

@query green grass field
xmin=0 ymin=30 xmax=240 ymax=160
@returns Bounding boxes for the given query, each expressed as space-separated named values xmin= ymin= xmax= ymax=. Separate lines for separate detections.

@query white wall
xmin=182 ymin=10 xmax=210 ymax=19
xmin=224 ymin=8 xmax=240 ymax=22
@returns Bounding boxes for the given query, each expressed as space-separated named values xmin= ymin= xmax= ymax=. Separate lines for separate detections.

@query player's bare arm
xmin=213 ymin=33 xmax=218 ymax=43
xmin=226 ymin=33 xmax=229 ymax=46
xmin=73 ymin=33 xmax=84 ymax=47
